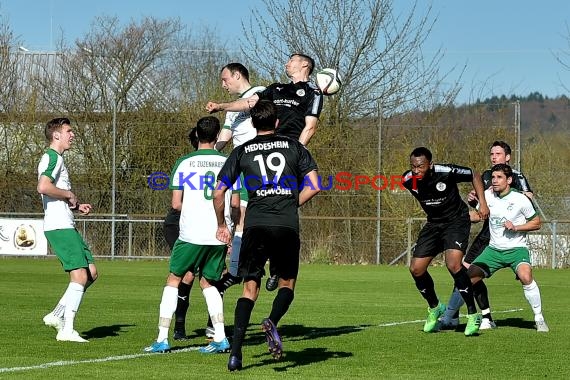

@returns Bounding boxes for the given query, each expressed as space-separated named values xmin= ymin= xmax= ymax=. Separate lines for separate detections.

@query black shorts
xmin=413 ymin=216 xmax=470 ymax=258
xmin=464 ymin=221 xmax=490 ymax=264
xmin=163 ymin=208 xmax=180 ymax=250
xmin=239 ymin=226 xmax=300 ymax=281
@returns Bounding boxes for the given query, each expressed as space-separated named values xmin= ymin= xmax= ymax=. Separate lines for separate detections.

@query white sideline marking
xmin=0 ymin=308 xmax=524 ymax=374
xmin=0 ymin=346 xmax=200 ymax=374
xmin=377 ymin=308 xmax=523 ymax=327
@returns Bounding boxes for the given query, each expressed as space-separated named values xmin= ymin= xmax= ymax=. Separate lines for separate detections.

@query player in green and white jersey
xmin=215 ymin=63 xmax=266 ymax=151
xmin=214 ymin=63 xmax=266 ymax=290
xmin=38 ymin=117 xmax=98 ymax=343
xmin=144 ymin=116 xmax=234 ymax=353
xmin=468 ymin=163 xmax=549 ymax=332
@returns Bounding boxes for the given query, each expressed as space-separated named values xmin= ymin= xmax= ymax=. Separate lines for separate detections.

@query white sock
xmin=62 ymin=282 xmax=85 ymax=333
xmin=444 ymin=288 xmax=464 ymax=319
xmin=522 ymin=280 xmax=543 ymax=320
xmin=202 ymin=286 xmax=225 ymax=342
xmin=52 ymin=293 xmax=66 ymax=318
xmin=157 ymin=286 xmax=178 ymax=341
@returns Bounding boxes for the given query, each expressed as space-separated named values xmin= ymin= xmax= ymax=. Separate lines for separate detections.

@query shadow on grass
xmin=448 ymin=317 xmax=536 ymax=332
xmin=245 ymin=347 xmax=353 ymax=372
xmin=496 ymin=317 xmax=536 ymax=330
xmin=82 ymin=324 xmax=136 ymax=339
xmin=190 ymin=323 xmax=363 ymax=371
xmin=188 ymin=323 xmax=369 ymax=346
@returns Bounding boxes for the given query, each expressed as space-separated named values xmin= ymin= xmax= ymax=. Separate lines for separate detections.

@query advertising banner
xmin=0 ymin=218 xmax=48 ymax=256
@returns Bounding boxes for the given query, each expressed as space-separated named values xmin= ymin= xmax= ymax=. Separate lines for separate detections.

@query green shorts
xmin=44 ymin=229 xmax=94 ymax=271
xmin=471 ymin=246 xmax=531 ymax=278
xmin=170 ymin=239 xmax=226 ymax=282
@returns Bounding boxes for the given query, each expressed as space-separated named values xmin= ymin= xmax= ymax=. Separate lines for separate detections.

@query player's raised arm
xmin=215 ymin=128 xmax=233 ymax=151
xmin=206 ymin=94 xmax=259 ymax=114
xmin=298 ymin=116 xmax=319 ymax=146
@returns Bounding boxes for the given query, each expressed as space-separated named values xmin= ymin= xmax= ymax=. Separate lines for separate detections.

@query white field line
xmin=0 ymin=308 xmax=523 ymax=374
xmin=377 ymin=308 xmax=523 ymax=327
xmin=0 ymin=346 xmax=200 ymax=374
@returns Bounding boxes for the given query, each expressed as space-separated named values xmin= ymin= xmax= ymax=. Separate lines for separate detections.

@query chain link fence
xmin=1 ymin=88 xmax=569 ymax=266
xmin=1 ymin=213 xmax=568 ymax=268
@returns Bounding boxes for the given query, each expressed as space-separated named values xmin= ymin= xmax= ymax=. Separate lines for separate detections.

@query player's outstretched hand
xmin=503 ymin=219 xmax=517 ymax=231
xmin=467 ymin=189 xmax=478 ymax=207
xmin=216 ymin=225 xmax=231 ymax=245
xmin=77 ymin=203 xmax=93 ymax=215
xmin=206 ymin=102 xmax=220 ymax=114
xmin=478 ymin=203 xmax=490 ymax=220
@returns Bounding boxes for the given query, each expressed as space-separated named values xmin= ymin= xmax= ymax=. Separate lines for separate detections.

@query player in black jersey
xmin=213 ymin=100 xmax=320 ymax=371
xmin=440 ymin=140 xmax=534 ymax=330
xmin=206 ymin=53 xmax=323 ymax=145
xmin=207 ymin=53 xmax=323 ymax=291
xmin=402 ymin=147 xmax=489 ymax=336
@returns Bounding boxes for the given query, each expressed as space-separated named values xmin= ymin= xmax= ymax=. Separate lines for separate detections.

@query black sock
xmin=452 ymin=267 xmax=477 ymax=315
xmin=215 ymin=273 xmax=241 ymax=294
xmin=231 ymin=297 xmax=255 ymax=359
xmin=268 ymin=287 xmax=294 ymax=325
xmin=174 ymin=282 xmax=191 ymax=330
xmin=473 ymin=280 xmax=492 ymax=320
xmin=412 ymin=271 xmax=439 ymax=308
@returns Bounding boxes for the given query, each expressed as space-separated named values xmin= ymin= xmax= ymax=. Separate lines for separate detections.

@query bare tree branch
xmin=242 ymin=0 xmax=462 ymax=119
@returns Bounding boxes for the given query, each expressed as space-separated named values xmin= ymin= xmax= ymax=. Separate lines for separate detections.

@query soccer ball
xmin=316 ymin=68 xmax=342 ymax=95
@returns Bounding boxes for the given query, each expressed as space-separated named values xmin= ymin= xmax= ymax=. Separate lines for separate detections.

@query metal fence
xmin=2 ymin=213 xmax=568 ymax=268
xmin=2 ymin=52 xmax=569 ymax=268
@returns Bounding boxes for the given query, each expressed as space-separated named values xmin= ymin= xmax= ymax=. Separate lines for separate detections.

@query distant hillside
xmin=384 ymin=93 xmax=569 ymax=134
xmin=475 ymin=93 xmax=570 ymax=132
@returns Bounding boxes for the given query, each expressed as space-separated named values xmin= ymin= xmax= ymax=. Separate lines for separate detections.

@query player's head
xmin=490 ymin=140 xmax=511 ymax=165
xmin=251 ymin=100 xmax=278 ymax=132
xmin=188 ymin=127 xmax=198 ymax=150
xmin=287 ymin=53 xmax=315 ymax=76
xmin=409 ymin=147 xmax=433 ymax=180
xmin=220 ymin=63 xmax=250 ymax=94
xmin=491 ymin=163 xmax=513 ymax=193
xmin=195 ymin=116 xmax=220 ymax=144
xmin=45 ymin=118 xmax=74 ymax=150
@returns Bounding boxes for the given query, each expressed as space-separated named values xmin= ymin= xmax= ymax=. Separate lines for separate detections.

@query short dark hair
xmin=491 ymin=140 xmax=512 ymax=156
xmin=221 ymin=62 xmax=249 ymax=81
xmin=196 ymin=116 xmax=220 ymax=143
xmin=45 ymin=117 xmax=71 ymax=140
xmin=410 ymin=147 xmax=432 ymax=162
xmin=491 ymin=163 xmax=513 ymax=178
xmin=251 ymin=100 xmax=278 ymax=132
xmin=291 ymin=53 xmax=315 ymax=75
xmin=188 ymin=127 xmax=198 ymax=150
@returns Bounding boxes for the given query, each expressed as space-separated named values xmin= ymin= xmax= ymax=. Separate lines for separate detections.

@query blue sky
xmin=1 ymin=0 xmax=569 ymax=104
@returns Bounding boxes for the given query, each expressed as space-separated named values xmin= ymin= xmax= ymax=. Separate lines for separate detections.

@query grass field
xmin=0 ymin=258 xmax=568 ymax=379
